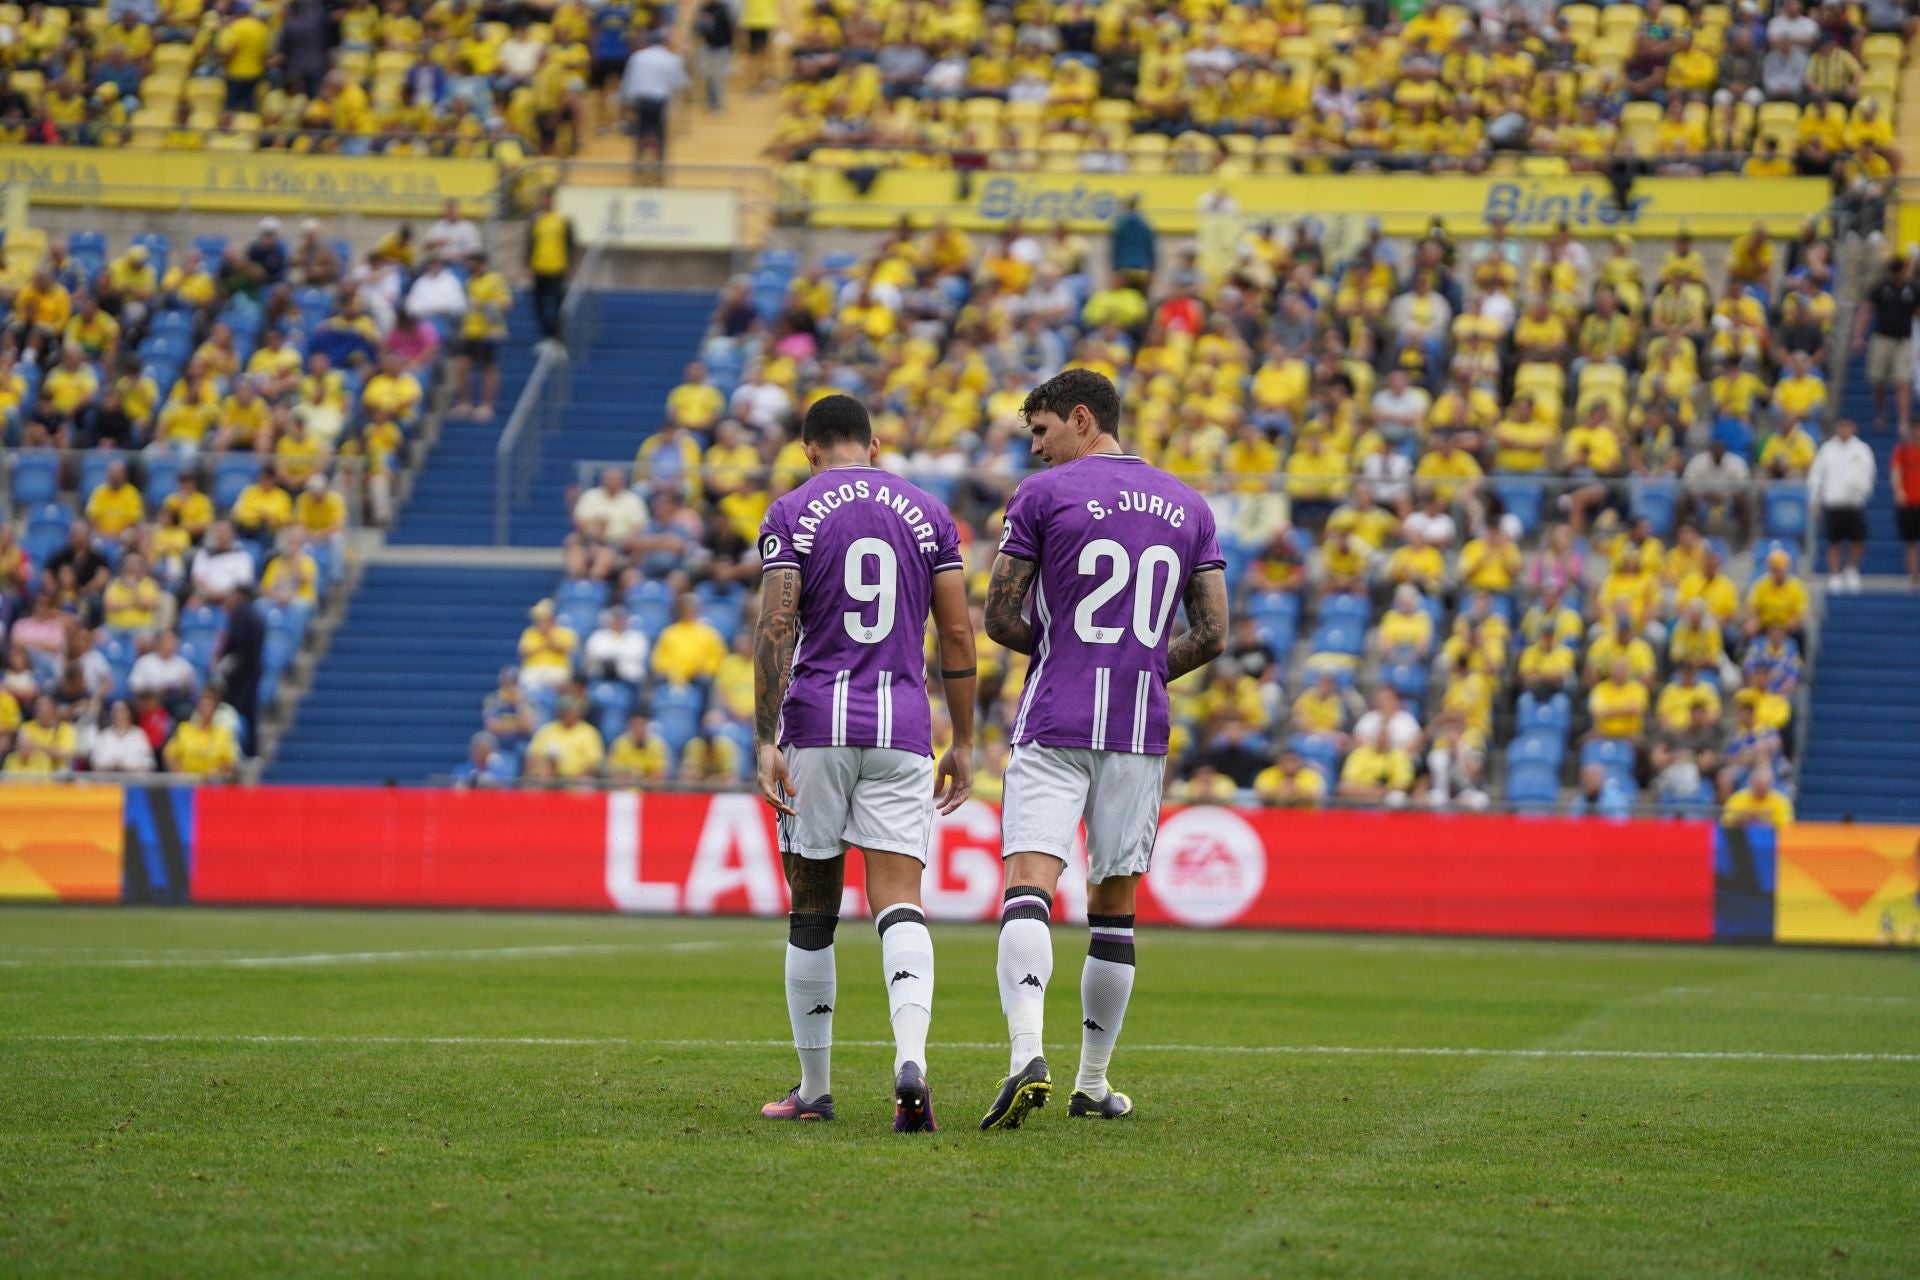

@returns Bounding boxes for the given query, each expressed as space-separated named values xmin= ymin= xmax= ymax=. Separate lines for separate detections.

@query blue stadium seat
xmin=1510 ymin=727 xmax=1566 ymax=767
xmin=69 ymin=231 xmax=108 ymax=258
xmin=1248 ymin=590 xmax=1300 ymax=634
xmin=1506 ymin=761 xmax=1560 ymax=806
xmin=132 ymin=232 xmax=170 ymax=274
xmin=1381 ymin=660 xmax=1429 ymax=704
xmin=194 ymin=235 xmax=229 ymax=263
xmin=1308 ymin=620 xmax=1362 ymax=658
xmin=1762 ymin=485 xmax=1809 ymax=542
xmin=22 ymin=502 xmax=73 ymax=566
xmin=1753 ymin=538 xmax=1800 ymax=574
xmin=142 ymin=455 xmax=182 ymax=502
xmin=1580 ymin=738 xmax=1635 ymax=774
xmin=1628 ymin=478 xmax=1678 ymax=536
xmin=651 ymin=683 xmax=705 ymax=755
xmin=80 ymin=451 xmax=126 ymax=498
xmin=178 ymin=639 xmax=216 ymax=676
xmin=557 ymin=602 xmax=599 ymax=640
xmin=589 ymin=679 xmax=634 ymax=741
xmin=625 ymin=580 xmax=672 ymax=637
xmin=1516 ymin=691 xmax=1571 ymax=733
xmin=1319 ymin=594 xmax=1368 ymax=629
xmin=9 ymin=451 xmax=59 ymax=506
xmin=697 ymin=589 xmax=744 ymax=639
xmin=819 ymin=250 xmax=859 ymax=275
xmin=263 ymin=629 xmax=297 ymax=673
xmin=1300 ymin=653 xmax=1357 ymax=688
xmin=558 ymin=578 xmax=607 ymax=615
xmin=1490 ymin=477 xmax=1544 ymax=534
xmin=212 ymin=456 xmax=258 ymax=512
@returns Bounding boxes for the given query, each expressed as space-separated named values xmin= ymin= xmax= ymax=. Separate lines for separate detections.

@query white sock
xmin=1076 ymin=913 xmax=1137 ymax=1100
xmin=876 ymin=903 xmax=933 ymax=1074
xmin=996 ymin=885 xmax=1054 ymax=1074
xmin=784 ymin=911 xmax=837 ymax=1101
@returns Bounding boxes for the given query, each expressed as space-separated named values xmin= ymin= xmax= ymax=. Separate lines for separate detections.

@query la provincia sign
xmin=556 ymin=185 xmax=740 ymax=251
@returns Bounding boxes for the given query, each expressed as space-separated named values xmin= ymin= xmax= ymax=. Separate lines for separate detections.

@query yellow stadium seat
xmin=187 ymin=107 xmax=218 ymax=130
xmin=1757 ymin=100 xmax=1801 ymax=132
xmin=1039 ymin=132 xmax=1082 ymax=172
xmin=1600 ymin=6 xmax=1642 ymax=40
xmin=373 ymin=50 xmax=415 ymax=78
xmin=9 ymin=69 xmax=42 ymax=104
xmin=0 ymin=5 xmax=21 ymax=25
xmin=41 ymin=5 xmax=67 ymax=29
xmin=1619 ymin=101 xmax=1660 ymax=154
xmin=1588 ymin=35 xmax=1630 ymax=74
xmin=1005 ymin=100 xmax=1043 ymax=131
xmin=1682 ymin=100 xmax=1708 ymax=130
xmin=151 ymin=44 xmax=193 ymax=80
xmin=1170 ymin=131 xmax=1221 ymax=174
xmin=1656 ymin=5 xmax=1691 ymax=31
xmin=1256 ymin=133 xmax=1296 ymax=173
xmin=81 ymin=5 xmax=106 ymax=32
xmin=139 ymin=72 xmax=181 ymax=101
xmin=1515 ymin=363 xmax=1566 ymax=411
xmin=130 ymin=108 xmax=168 ymax=147
xmin=1092 ymin=98 xmax=1133 ymax=130
xmin=1277 ymin=36 xmax=1316 ymax=69
xmin=1699 ymin=4 xmax=1731 ymax=28
xmin=1127 ymin=133 xmax=1169 ymax=175
xmin=1578 ymin=362 xmax=1627 ymax=404
xmin=1519 ymin=155 xmax=1570 ymax=176
xmin=335 ymin=49 xmax=371 ymax=82
xmin=480 ymin=21 xmax=510 ymax=44
xmin=1221 ymin=133 xmax=1256 ymax=160
xmin=143 ymin=91 xmax=179 ymax=119
xmin=185 ymin=77 xmax=225 ymax=116
xmin=1560 ymin=4 xmax=1599 ymax=46
xmin=1863 ymin=34 xmax=1904 ymax=73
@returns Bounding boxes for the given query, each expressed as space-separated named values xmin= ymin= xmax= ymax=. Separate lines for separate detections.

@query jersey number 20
xmin=1074 ymin=539 xmax=1181 ymax=646
xmin=843 ymin=536 xmax=897 ymax=644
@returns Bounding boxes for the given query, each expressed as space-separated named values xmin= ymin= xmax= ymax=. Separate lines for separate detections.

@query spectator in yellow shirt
xmin=261 ymin=531 xmax=320 ymax=605
xmin=666 ymin=361 xmax=725 ymax=432
xmin=295 ymin=473 xmax=348 ymax=544
xmin=1374 ymin=585 xmax=1435 ymax=661
xmin=165 ymin=692 xmax=239 ymax=779
xmin=1745 ymin=549 xmax=1809 ymax=639
xmin=1668 ymin=599 xmax=1726 ymax=669
xmin=1414 ymin=437 xmax=1483 ymax=507
xmin=1586 ymin=609 xmax=1658 ymax=686
xmin=103 ymin=553 xmax=163 ymax=633
xmin=527 ymin=698 xmax=605 ymax=782
xmin=1283 ymin=431 xmax=1347 ymax=527
xmin=164 ymin=472 xmax=215 ymax=542
xmin=1457 ymin=522 xmax=1521 ymax=594
xmin=652 ymin=595 xmax=728 ymax=686
xmin=274 ymin=415 xmax=328 ymax=487
xmin=1761 ymin=421 xmax=1820 ymax=478
xmin=518 ymin=600 xmax=579 ymax=692
xmin=1588 ymin=658 xmax=1651 ymax=743
xmin=1516 ymin=630 xmax=1577 ymax=698
xmin=14 ymin=265 xmax=72 ymax=346
xmin=32 ymin=346 xmax=99 ymax=445
xmin=64 ymin=294 xmax=120 ymax=363
xmin=85 ymin=461 xmax=145 ymax=539
xmin=362 ymin=354 xmax=423 ymax=425
xmin=1255 ymin=747 xmax=1327 ymax=808
xmin=1722 ymin=767 xmax=1793 ymax=830
xmin=1656 ymin=665 xmax=1723 ymax=734
xmin=453 ymin=251 xmax=511 ymax=419
xmin=1338 ymin=724 xmax=1416 ymax=804
xmin=216 ymin=9 xmax=273 ymax=110
xmin=15 ymin=695 xmax=78 ymax=773
xmin=607 ymin=713 xmax=671 ymax=784
xmin=1382 ymin=529 xmax=1445 ymax=595
xmin=1677 ymin=548 xmax=1741 ymax=626
xmin=213 ymin=380 xmax=272 ymax=452
xmin=246 ymin=328 xmax=304 ymax=398
xmin=1771 ymin=352 xmax=1828 ymax=424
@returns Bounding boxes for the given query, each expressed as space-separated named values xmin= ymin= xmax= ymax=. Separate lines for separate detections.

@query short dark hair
xmin=1020 ymin=368 xmax=1120 ymax=437
xmin=801 ymin=393 xmax=872 ymax=448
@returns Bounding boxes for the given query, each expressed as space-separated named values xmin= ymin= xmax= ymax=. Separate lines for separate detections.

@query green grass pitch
xmin=2 ymin=907 xmax=1915 ymax=1278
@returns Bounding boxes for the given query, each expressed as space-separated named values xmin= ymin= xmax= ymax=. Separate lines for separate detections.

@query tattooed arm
xmin=1166 ymin=568 xmax=1229 ymax=683
xmin=983 ymin=553 xmax=1038 ymax=655
xmin=754 ymin=566 xmax=802 ymax=815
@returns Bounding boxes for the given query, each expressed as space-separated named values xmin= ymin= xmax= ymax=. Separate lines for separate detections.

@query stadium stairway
xmin=269 ymin=288 xmax=717 ymax=782
xmin=267 ymin=564 xmax=558 ymax=784
xmin=1797 ymin=591 xmax=1920 ymax=822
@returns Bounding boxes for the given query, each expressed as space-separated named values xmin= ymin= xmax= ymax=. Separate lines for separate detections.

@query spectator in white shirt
xmin=1680 ymin=437 xmax=1756 ymax=542
xmin=1370 ymin=368 xmax=1432 ymax=450
xmin=191 ymin=523 xmax=256 ymax=602
xmin=497 ymin=19 xmax=544 ymax=81
xmin=573 ymin=468 xmax=650 ymax=579
xmin=585 ymin=606 xmax=651 ymax=686
xmin=729 ymin=364 xmax=794 ymax=435
xmin=404 ymin=257 xmax=468 ymax=325
xmin=421 ymin=198 xmax=484 ymax=261
xmin=1809 ymin=417 xmax=1877 ymax=593
xmin=90 ymin=699 xmax=157 ymax=773
xmin=1354 ymin=687 xmax=1425 ymax=755
xmin=1769 ymin=0 xmax=1821 ymax=48
xmin=130 ymin=630 xmax=198 ymax=718
xmin=621 ymin=33 xmax=688 ymax=164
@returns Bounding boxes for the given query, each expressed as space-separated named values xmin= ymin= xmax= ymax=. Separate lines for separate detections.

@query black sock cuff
xmin=788 ymin=911 xmax=838 ymax=951
xmin=1001 ymin=884 xmax=1052 ymax=925
xmin=874 ymin=904 xmax=926 ymax=936
xmin=1088 ymin=914 xmax=1136 ymax=965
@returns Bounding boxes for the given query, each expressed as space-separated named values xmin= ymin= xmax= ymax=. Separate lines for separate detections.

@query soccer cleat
xmin=1067 ymin=1088 xmax=1134 ymax=1120
xmin=892 ymin=1061 xmax=937 ymax=1133
xmin=760 ymin=1087 xmax=835 ymax=1121
xmin=979 ymin=1056 xmax=1052 ymax=1131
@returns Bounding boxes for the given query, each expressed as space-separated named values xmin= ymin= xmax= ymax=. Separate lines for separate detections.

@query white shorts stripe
xmin=1131 ymin=671 xmax=1150 ymax=754
xmin=1092 ymin=667 xmax=1110 ymax=751
xmin=877 ymin=671 xmax=893 ymax=750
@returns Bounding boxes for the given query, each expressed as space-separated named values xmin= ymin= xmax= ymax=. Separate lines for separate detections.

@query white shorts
xmin=1001 ymin=743 xmax=1166 ymax=883
xmin=777 ymin=746 xmax=935 ymax=863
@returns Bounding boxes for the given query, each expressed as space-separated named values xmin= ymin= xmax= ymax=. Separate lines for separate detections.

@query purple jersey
xmin=1000 ymin=453 xmax=1224 ymax=755
xmin=760 ymin=467 xmax=962 ymax=755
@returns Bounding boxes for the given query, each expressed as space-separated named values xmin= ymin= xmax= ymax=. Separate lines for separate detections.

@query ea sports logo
xmin=1148 ymin=807 xmax=1265 ymax=927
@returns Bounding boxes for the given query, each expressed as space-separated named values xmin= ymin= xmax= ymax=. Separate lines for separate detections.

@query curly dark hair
xmin=800 ymin=393 xmax=872 ymax=448
xmin=1020 ymin=368 xmax=1121 ymax=438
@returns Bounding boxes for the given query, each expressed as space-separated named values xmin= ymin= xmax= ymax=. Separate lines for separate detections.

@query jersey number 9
xmin=843 ymin=536 xmax=898 ymax=645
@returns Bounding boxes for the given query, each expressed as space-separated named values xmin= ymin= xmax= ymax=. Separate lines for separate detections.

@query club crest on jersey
xmin=761 ymin=534 xmax=782 ymax=560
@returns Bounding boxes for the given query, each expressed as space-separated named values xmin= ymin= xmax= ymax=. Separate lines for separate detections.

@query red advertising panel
xmin=193 ymin=787 xmax=612 ymax=909
xmin=192 ymin=787 xmax=1717 ymax=941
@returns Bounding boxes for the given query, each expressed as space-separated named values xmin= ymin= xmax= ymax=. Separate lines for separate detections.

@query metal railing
xmin=0 ymin=447 xmax=371 ymax=529
xmin=492 ymin=238 xmax=606 ymax=545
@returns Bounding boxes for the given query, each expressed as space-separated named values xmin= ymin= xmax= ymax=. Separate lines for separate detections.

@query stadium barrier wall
xmin=800 ymin=169 xmax=1831 ymax=236
xmin=9 ymin=785 xmax=1910 ymax=946
xmin=0 ymin=146 xmax=497 ymax=216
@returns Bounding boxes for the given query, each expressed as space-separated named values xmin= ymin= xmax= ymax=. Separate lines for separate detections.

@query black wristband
xmin=941 ymin=667 xmax=977 ymax=680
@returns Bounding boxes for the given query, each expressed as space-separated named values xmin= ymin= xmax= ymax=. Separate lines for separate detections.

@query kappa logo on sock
xmin=1019 ymin=974 xmax=1043 ymax=988
xmin=806 ymin=1003 xmax=834 ymax=1015
xmin=1082 ymin=1018 xmax=1105 ymax=1031
xmin=889 ymin=970 xmax=918 ymax=985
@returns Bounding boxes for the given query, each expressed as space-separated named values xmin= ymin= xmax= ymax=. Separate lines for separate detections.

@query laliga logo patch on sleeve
xmin=999 ymin=519 xmax=1013 ymax=549
xmin=762 ymin=534 xmax=782 ymax=560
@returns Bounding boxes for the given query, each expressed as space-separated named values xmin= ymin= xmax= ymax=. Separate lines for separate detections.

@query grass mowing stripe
xmin=10 ymin=1032 xmax=1917 ymax=1063
xmin=0 ymin=940 xmax=776 ymax=968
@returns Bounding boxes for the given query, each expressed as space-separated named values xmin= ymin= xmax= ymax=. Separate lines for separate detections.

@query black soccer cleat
xmin=979 ymin=1055 xmax=1052 ymax=1130
xmin=1067 ymin=1088 xmax=1134 ymax=1120
xmin=892 ymin=1060 xmax=937 ymax=1133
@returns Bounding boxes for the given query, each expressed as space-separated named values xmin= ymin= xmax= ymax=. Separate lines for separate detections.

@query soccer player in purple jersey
xmin=978 ymin=369 xmax=1229 ymax=1130
xmin=752 ymin=394 xmax=977 ymax=1132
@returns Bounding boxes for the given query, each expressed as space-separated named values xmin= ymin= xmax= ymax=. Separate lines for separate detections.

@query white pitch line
xmin=5 ymin=940 xmax=765 ymax=969
xmin=7 ymin=1033 xmax=1916 ymax=1064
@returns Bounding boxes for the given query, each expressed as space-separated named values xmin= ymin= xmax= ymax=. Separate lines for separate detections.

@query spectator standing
xmin=1852 ymin=256 xmax=1919 ymax=434
xmin=1809 ymin=418 xmax=1876 ymax=592
xmin=694 ymin=0 xmax=736 ymax=112
xmin=220 ymin=587 xmax=263 ymax=756
xmin=452 ymin=252 xmax=510 ymax=420
xmin=740 ymin=0 xmax=778 ymax=91
xmin=279 ymin=0 xmax=329 ymax=97
xmin=216 ymin=5 xmax=272 ymax=111
xmin=1110 ymin=195 xmax=1157 ymax=291
xmin=622 ymin=32 xmax=689 ymax=169
xmin=526 ymin=188 xmax=576 ymax=346
xmin=1893 ymin=422 xmax=1920 ymax=588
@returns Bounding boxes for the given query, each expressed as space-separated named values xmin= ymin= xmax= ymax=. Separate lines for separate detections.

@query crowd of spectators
xmin=476 ymin=187 xmax=1892 ymax=827
xmin=0 ymin=205 xmax=494 ymax=777
xmin=775 ymin=0 xmax=1906 ymax=193
xmin=0 ymin=0 xmax=684 ymax=156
